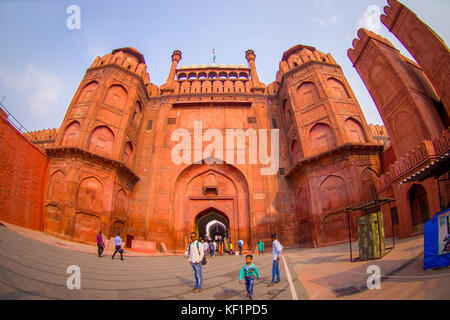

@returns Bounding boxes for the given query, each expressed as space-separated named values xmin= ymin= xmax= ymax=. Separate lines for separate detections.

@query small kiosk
xmin=342 ymin=197 xmax=396 ymax=262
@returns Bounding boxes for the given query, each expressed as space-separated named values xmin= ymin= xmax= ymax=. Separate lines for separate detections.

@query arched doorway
xmin=409 ymin=184 xmax=430 ymax=229
xmin=170 ymin=162 xmax=251 ymax=253
xmin=195 ymin=209 xmax=230 ymax=240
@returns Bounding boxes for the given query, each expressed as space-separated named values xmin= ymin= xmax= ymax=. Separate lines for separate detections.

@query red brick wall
xmin=0 ymin=116 xmax=48 ymax=230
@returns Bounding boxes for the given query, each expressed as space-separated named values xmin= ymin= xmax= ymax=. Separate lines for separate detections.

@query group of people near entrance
xmin=96 ymin=231 xmax=125 ymax=260
xmin=200 ymin=237 xmax=237 ymax=257
xmin=188 ymin=232 xmax=283 ymax=300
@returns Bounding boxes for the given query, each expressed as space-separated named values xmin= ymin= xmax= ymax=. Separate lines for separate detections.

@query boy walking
xmin=239 ymin=254 xmax=260 ymax=300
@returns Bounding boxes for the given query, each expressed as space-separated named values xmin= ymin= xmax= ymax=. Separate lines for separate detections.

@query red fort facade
xmin=0 ymin=0 xmax=448 ymax=253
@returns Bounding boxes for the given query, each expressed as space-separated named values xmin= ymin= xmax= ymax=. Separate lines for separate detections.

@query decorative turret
xmin=245 ymin=49 xmax=266 ymax=93
xmin=55 ymin=47 xmax=153 ymax=169
xmin=160 ymin=50 xmax=182 ymax=94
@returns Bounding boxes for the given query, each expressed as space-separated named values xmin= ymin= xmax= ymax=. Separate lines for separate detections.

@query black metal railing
xmin=0 ymin=97 xmax=38 ymax=142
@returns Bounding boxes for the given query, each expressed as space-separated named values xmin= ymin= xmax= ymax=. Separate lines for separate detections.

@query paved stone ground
xmin=284 ymin=235 xmax=450 ymax=300
xmin=1 ymin=223 xmax=449 ymax=300
xmin=0 ymin=225 xmax=305 ymax=300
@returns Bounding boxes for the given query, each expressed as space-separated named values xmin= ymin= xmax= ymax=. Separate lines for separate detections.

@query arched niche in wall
xmin=309 ymin=123 xmax=336 ymax=155
xmin=345 ymin=118 xmax=366 ymax=143
xmin=319 ymin=175 xmax=348 ymax=212
xmin=291 ymin=139 xmax=301 ymax=162
xmin=47 ymin=170 xmax=66 ymax=203
xmin=121 ymin=141 xmax=134 ymax=166
xmin=104 ymin=84 xmax=127 ymax=110
xmin=61 ymin=120 xmax=81 ymax=147
xmin=297 ymin=81 xmax=320 ymax=106
xmin=76 ymin=177 xmax=104 ymax=213
xmin=78 ymin=81 xmax=98 ymax=103
xmin=326 ymin=78 xmax=349 ymax=98
xmin=131 ymin=101 xmax=142 ymax=126
xmin=360 ymin=167 xmax=378 ymax=201
xmin=88 ymin=125 xmax=115 ymax=157
xmin=114 ymin=189 xmax=127 ymax=220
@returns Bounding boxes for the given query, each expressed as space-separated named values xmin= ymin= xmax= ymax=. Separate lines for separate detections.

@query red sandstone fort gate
xmin=170 ymin=163 xmax=252 ymax=253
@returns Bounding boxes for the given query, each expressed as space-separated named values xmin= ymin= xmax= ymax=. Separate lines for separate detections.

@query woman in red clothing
xmin=218 ymin=241 xmax=223 ymax=255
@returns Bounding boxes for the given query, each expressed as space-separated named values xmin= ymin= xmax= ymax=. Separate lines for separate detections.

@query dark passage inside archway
xmin=195 ymin=210 xmax=229 ymax=240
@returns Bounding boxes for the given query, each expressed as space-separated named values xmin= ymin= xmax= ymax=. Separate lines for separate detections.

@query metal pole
xmin=375 ymin=198 xmax=382 ymax=259
xmin=346 ymin=209 xmax=352 ymax=262
xmin=436 ymin=177 xmax=444 ymax=211
xmin=391 ymin=203 xmax=395 ymax=248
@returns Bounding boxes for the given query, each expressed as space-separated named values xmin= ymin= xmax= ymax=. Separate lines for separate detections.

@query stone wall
xmin=0 ymin=114 xmax=48 ymax=230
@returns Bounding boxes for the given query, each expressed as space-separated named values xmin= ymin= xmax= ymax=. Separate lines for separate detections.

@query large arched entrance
xmin=170 ymin=162 xmax=251 ymax=253
xmin=409 ymin=184 xmax=430 ymax=229
xmin=195 ymin=209 xmax=230 ymax=240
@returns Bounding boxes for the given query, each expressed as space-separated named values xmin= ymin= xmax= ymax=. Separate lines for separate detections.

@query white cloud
xmin=0 ymin=63 xmax=64 ymax=114
xmin=313 ymin=13 xmax=341 ymax=27
xmin=358 ymin=5 xmax=382 ymax=32
xmin=88 ymin=46 xmax=109 ymax=61
xmin=313 ymin=0 xmax=332 ymax=11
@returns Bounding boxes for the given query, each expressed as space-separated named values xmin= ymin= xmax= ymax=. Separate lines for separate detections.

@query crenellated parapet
xmin=377 ymin=129 xmax=450 ymax=190
xmin=173 ymin=64 xmax=253 ymax=94
xmin=159 ymin=49 xmax=267 ymax=95
xmin=90 ymin=47 xmax=156 ymax=98
xmin=26 ymin=127 xmax=60 ymax=149
xmin=368 ymin=124 xmax=389 ymax=146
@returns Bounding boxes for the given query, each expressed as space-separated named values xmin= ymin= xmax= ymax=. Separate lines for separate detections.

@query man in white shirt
xmin=268 ymin=233 xmax=283 ymax=286
xmin=188 ymin=232 xmax=204 ymax=292
xmin=112 ymin=232 xmax=124 ymax=260
xmin=201 ymin=238 xmax=209 ymax=255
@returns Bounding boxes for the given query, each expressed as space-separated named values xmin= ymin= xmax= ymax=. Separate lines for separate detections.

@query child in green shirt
xmin=239 ymin=254 xmax=261 ymax=300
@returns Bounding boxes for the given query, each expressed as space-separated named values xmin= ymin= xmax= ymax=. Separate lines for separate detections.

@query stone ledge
xmin=45 ymin=146 xmax=140 ymax=187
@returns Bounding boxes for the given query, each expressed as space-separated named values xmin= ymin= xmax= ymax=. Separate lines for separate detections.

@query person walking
xmin=267 ymin=234 xmax=283 ymax=287
xmin=209 ymin=240 xmax=215 ymax=257
xmin=97 ymin=231 xmax=105 ymax=257
xmin=112 ymin=232 xmax=124 ymax=260
xmin=239 ymin=254 xmax=261 ymax=300
xmin=257 ymin=240 xmax=264 ymax=256
xmin=229 ymin=242 xmax=234 ymax=255
xmin=202 ymin=238 xmax=209 ymax=256
xmin=218 ymin=240 xmax=223 ymax=256
xmin=238 ymin=239 xmax=244 ymax=255
xmin=188 ymin=232 xmax=204 ymax=293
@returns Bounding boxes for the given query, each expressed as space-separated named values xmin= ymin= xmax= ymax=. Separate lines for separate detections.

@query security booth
xmin=342 ymin=197 xmax=396 ymax=262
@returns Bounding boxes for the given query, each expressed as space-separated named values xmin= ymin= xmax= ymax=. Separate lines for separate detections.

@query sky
xmin=0 ymin=0 xmax=449 ymax=132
